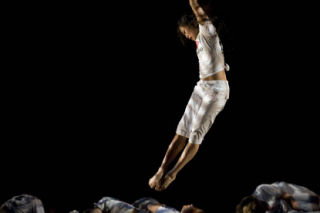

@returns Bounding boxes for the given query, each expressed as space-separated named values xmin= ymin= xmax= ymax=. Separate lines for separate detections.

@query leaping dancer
xmin=149 ymin=0 xmax=230 ymax=191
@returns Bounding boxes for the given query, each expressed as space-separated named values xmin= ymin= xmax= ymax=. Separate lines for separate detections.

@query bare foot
xmin=149 ymin=169 xmax=164 ymax=189
xmin=156 ymin=173 xmax=176 ymax=191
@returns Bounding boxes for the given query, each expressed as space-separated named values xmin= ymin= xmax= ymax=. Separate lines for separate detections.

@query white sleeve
xmin=199 ymin=20 xmax=216 ymax=37
xmin=253 ymin=184 xmax=282 ymax=208
xmin=94 ymin=197 xmax=136 ymax=212
xmin=156 ymin=206 xmax=180 ymax=213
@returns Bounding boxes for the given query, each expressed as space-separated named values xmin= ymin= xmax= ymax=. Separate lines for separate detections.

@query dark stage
xmin=1 ymin=0 xmax=319 ymax=212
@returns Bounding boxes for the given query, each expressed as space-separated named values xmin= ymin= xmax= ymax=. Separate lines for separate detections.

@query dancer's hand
xmin=181 ymin=205 xmax=194 ymax=213
xmin=181 ymin=204 xmax=204 ymax=213
xmin=88 ymin=208 xmax=103 ymax=213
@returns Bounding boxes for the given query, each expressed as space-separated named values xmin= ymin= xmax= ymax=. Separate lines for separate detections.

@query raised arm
xmin=189 ymin=0 xmax=209 ymax=25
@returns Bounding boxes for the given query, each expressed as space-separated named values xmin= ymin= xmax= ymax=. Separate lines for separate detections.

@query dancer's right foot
xmin=148 ymin=169 xmax=164 ymax=189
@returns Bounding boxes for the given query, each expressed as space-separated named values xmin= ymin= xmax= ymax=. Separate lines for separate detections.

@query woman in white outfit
xmin=149 ymin=0 xmax=230 ymax=191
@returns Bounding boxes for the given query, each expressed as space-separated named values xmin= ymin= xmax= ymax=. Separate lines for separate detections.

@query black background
xmin=1 ymin=0 xmax=319 ymax=212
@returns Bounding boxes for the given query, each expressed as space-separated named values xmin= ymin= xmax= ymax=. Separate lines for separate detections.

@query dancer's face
xmin=179 ymin=25 xmax=199 ymax=41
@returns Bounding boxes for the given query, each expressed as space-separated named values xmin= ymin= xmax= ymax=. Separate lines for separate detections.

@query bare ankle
xmin=157 ymin=168 xmax=166 ymax=176
xmin=167 ymin=171 xmax=177 ymax=179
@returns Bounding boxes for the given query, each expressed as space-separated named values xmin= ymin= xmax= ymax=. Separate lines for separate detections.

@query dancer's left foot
xmin=149 ymin=169 xmax=164 ymax=190
xmin=156 ymin=172 xmax=176 ymax=191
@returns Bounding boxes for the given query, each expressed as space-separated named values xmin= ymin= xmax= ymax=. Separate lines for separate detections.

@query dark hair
xmin=177 ymin=11 xmax=225 ymax=46
xmin=177 ymin=12 xmax=198 ymax=46
xmin=0 ymin=205 xmax=9 ymax=213
xmin=235 ymin=196 xmax=269 ymax=213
